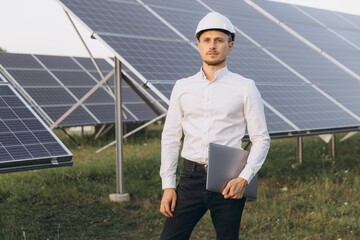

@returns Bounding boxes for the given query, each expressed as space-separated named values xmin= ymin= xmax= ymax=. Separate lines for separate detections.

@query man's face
xmin=197 ymin=30 xmax=234 ymax=67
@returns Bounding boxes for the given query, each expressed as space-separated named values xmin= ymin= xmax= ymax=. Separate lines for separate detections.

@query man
xmin=159 ymin=12 xmax=270 ymax=240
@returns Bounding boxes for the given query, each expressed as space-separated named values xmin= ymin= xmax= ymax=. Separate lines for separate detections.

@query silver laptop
xmin=206 ymin=142 xmax=258 ymax=199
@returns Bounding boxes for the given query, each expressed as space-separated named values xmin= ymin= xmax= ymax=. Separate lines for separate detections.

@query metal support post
xmin=329 ymin=134 xmax=336 ymax=160
xmin=296 ymin=137 xmax=303 ymax=164
xmin=109 ymin=57 xmax=130 ymax=202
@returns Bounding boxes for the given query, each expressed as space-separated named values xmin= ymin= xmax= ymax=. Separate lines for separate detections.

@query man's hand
xmin=160 ymin=188 xmax=177 ymax=217
xmin=222 ymin=177 xmax=248 ymax=199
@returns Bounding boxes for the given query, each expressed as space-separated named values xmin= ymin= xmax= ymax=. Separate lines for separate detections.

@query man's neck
xmin=202 ymin=63 xmax=226 ymax=81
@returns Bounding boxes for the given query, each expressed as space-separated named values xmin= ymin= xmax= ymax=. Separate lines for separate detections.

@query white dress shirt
xmin=160 ymin=66 xmax=270 ymax=189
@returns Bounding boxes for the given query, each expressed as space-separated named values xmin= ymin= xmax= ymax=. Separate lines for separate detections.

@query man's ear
xmin=228 ymin=41 xmax=234 ymax=54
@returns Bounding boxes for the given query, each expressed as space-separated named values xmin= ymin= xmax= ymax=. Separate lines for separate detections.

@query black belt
xmin=183 ymin=159 xmax=207 ymax=173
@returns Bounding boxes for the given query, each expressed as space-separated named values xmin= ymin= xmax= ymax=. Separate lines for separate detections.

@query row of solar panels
xmin=0 ymin=52 xmax=163 ymax=172
xmin=0 ymin=53 xmax=158 ymax=128
xmin=56 ymin=0 xmax=360 ymax=138
xmin=0 ymin=51 xmax=165 ymax=171
xmin=1 ymin=0 xmax=360 ymax=172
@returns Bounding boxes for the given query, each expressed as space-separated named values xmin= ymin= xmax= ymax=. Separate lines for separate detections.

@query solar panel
xmin=100 ymin=35 xmax=199 ymax=82
xmin=144 ymin=0 xmax=207 ymax=13
xmin=150 ymin=0 xmax=360 ymax=130
xmin=263 ymin=106 xmax=295 ymax=134
xmin=144 ymin=3 xmax=208 ymax=42
xmin=334 ymin=28 xmax=360 ymax=47
xmin=0 ymin=81 xmax=73 ymax=173
xmin=0 ymin=53 xmax=158 ymax=128
xmin=258 ymin=83 xmax=360 ymax=130
xmin=240 ymin=0 xmax=360 ymax=121
xmin=57 ymin=0 xmax=360 ymax=137
xmin=252 ymin=0 xmax=360 ymax=76
xmin=251 ymin=0 xmax=317 ymax=26
xmin=339 ymin=12 xmax=360 ymax=29
xmin=61 ymin=0 xmax=181 ymax=40
xmin=297 ymin=6 xmax=359 ymax=30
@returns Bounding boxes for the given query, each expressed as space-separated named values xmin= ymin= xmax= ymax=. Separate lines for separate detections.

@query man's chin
xmin=204 ymin=59 xmax=226 ymax=66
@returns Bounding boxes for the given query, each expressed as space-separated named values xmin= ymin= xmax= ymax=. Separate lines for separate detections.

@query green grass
xmin=0 ymin=129 xmax=359 ymax=239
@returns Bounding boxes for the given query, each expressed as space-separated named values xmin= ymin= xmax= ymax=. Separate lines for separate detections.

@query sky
xmin=1 ymin=0 xmax=360 ymax=58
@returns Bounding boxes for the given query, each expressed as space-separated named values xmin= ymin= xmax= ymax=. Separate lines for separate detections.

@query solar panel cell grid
xmin=203 ymin=0 xmax=269 ymax=22
xmin=333 ymin=28 xmax=360 ymax=49
xmin=151 ymin=83 xmax=174 ymax=99
xmin=73 ymin=57 xmax=113 ymax=72
xmin=0 ymin=53 xmax=42 ymax=68
xmin=35 ymin=55 xmax=82 ymax=70
xmin=0 ymin=85 xmax=72 ymax=164
xmin=125 ymin=103 xmax=159 ymax=120
xmin=340 ymin=13 xmax=360 ymax=28
xmin=320 ymin=84 xmax=360 ymax=116
xmin=67 ymin=87 xmax=113 ymax=103
xmin=13 ymin=131 xmax=39 ymax=144
xmin=269 ymin=48 xmax=360 ymax=86
xmin=263 ymin=107 xmax=295 ymax=133
xmin=100 ymin=35 xmax=199 ymax=82
xmin=62 ymin=0 xmax=180 ymax=40
xmin=298 ymin=6 xmax=358 ymax=30
xmin=227 ymin=47 xmax=302 ymax=85
xmin=51 ymin=71 xmax=98 ymax=86
xmin=148 ymin=6 xmax=207 ymax=41
xmin=258 ymin=84 xmax=360 ymax=130
xmin=287 ymin=22 xmax=357 ymax=52
xmin=7 ymin=70 xmax=61 ymax=86
xmin=231 ymin=17 xmax=308 ymax=50
xmin=252 ymin=1 xmax=360 ymax=77
xmin=144 ymin=0 xmax=207 ymax=13
xmin=86 ymin=104 xmax=115 ymax=123
xmin=25 ymin=87 xmax=76 ymax=105
xmin=251 ymin=0 xmax=318 ymax=26
xmin=41 ymin=106 xmax=97 ymax=127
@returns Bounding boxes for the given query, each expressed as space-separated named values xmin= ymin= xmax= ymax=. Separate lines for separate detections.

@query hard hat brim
xmin=196 ymin=28 xmax=235 ymax=41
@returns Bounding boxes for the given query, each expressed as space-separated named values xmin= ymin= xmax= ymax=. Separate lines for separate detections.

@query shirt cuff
xmin=239 ymin=165 xmax=255 ymax=183
xmin=162 ymin=177 xmax=177 ymax=190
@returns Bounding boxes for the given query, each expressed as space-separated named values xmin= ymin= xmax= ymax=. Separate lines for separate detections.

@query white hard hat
xmin=195 ymin=12 xmax=235 ymax=41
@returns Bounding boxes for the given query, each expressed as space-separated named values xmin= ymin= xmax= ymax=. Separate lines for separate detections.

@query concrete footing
xmin=109 ymin=193 xmax=130 ymax=202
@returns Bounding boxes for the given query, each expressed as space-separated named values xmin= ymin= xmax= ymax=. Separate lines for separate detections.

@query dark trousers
xmin=160 ymin=159 xmax=246 ymax=240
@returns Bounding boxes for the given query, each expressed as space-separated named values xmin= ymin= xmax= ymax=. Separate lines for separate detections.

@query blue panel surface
xmin=0 ymin=84 xmax=72 ymax=172
xmin=253 ymin=0 xmax=360 ymax=76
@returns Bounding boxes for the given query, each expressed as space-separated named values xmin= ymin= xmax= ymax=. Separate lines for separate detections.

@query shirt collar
xmin=199 ymin=66 xmax=230 ymax=81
